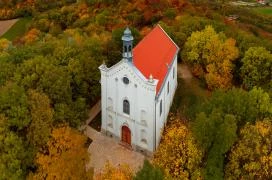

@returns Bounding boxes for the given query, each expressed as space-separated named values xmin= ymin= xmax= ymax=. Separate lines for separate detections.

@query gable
xmin=99 ymin=60 xmax=158 ymax=93
xmin=133 ymin=25 xmax=179 ymax=94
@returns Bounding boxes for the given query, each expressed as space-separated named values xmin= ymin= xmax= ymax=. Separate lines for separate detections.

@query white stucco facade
xmin=99 ymin=26 xmax=179 ymax=155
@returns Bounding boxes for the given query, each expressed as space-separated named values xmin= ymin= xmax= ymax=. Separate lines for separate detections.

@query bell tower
xmin=122 ymin=27 xmax=134 ymax=62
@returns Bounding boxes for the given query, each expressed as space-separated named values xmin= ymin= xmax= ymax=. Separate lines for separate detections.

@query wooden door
xmin=121 ymin=126 xmax=131 ymax=145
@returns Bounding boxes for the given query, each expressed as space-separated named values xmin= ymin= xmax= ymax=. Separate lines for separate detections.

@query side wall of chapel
xmin=155 ymin=54 xmax=178 ymax=149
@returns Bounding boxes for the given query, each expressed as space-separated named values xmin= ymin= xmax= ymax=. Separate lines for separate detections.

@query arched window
xmin=108 ymin=115 xmax=113 ymax=128
xmin=123 ymin=99 xmax=130 ymax=115
xmin=128 ymin=45 xmax=132 ymax=52
xmin=124 ymin=46 xmax=127 ymax=53
xmin=108 ymin=97 xmax=113 ymax=110
xmin=141 ymin=110 xmax=147 ymax=126
xmin=167 ymin=82 xmax=169 ymax=94
xmin=141 ymin=129 xmax=147 ymax=144
xmin=160 ymin=100 xmax=162 ymax=116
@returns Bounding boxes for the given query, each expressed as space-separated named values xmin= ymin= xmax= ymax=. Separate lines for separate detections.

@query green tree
xmin=241 ymin=47 xmax=272 ymax=90
xmin=0 ymin=82 xmax=30 ymax=130
xmin=134 ymin=160 xmax=164 ymax=180
xmin=14 ymin=56 xmax=72 ymax=104
xmin=225 ymin=119 xmax=272 ymax=179
xmin=193 ymin=111 xmax=237 ymax=179
xmin=0 ymin=60 xmax=16 ymax=86
xmin=191 ymin=87 xmax=271 ymax=179
xmin=0 ymin=115 xmax=33 ymax=180
xmin=196 ymin=87 xmax=272 ymax=125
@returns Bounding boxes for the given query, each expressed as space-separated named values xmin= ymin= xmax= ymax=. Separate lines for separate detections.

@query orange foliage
xmin=23 ymin=28 xmax=41 ymax=44
xmin=30 ymin=125 xmax=93 ymax=179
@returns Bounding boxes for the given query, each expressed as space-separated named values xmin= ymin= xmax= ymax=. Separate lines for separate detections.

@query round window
xmin=123 ymin=77 xmax=129 ymax=84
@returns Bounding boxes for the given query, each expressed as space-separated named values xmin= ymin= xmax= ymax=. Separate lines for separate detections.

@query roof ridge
xmin=157 ymin=24 xmax=180 ymax=50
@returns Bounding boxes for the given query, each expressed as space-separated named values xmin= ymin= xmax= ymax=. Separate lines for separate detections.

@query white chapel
xmin=99 ymin=25 xmax=179 ymax=155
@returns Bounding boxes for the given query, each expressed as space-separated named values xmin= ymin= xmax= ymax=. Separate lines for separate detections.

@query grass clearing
xmin=171 ymin=77 xmax=209 ymax=121
xmin=170 ymin=64 xmax=210 ymax=121
xmin=1 ymin=17 xmax=32 ymax=41
xmin=254 ymin=7 xmax=272 ymax=15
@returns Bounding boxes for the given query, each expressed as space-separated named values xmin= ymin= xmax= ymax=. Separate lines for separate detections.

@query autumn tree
xmin=183 ymin=26 xmax=239 ymax=89
xmin=30 ymin=125 xmax=92 ymax=179
xmin=241 ymin=47 xmax=272 ymax=90
xmin=153 ymin=118 xmax=203 ymax=179
xmin=0 ymin=38 xmax=11 ymax=52
xmin=96 ymin=161 xmax=133 ymax=180
xmin=26 ymin=89 xmax=53 ymax=151
xmin=225 ymin=119 xmax=272 ymax=179
xmin=22 ymin=28 xmax=41 ymax=44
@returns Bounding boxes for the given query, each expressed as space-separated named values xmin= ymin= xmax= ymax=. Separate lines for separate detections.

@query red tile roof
xmin=133 ymin=25 xmax=179 ymax=95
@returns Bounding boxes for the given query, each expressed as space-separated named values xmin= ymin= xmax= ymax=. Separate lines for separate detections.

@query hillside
xmin=0 ymin=0 xmax=271 ymax=179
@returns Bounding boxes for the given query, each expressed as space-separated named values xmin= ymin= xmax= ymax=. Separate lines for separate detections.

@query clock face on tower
xmin=123 ymin=77 xmax=129 ymax=84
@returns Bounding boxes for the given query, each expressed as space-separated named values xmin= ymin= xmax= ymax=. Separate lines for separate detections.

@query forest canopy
xmin=0 ymin=0 xmax=271 ymax=179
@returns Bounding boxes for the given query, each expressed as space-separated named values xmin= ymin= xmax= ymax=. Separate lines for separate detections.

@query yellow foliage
xmin=0 ymin=38 xmax=11 ymax=52
xmin=30 ymin=125 xmax=93 ymax=180
xmin=95 ymin=161 xmax=133 ymax=180
xmin=225 ymin=119 xmax=272 ymax=179
xmin=26 ymin=89 xmax=53 ymax=150
xmin=204 ymin=37 xmax=238 ymax=89
xmin=184 ymin=26 xmax=239 ymax=89
xmin=153 ymin=118 xmax=203 ymax=179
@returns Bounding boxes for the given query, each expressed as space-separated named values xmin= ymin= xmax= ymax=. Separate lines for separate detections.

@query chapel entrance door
xmin=121 ymin=126 xmax=131 ymax=145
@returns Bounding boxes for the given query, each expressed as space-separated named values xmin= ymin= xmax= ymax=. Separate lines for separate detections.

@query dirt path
xmin=178 ymin=64 xmax=193 ymax=80
xmin=0 ymin=19 xmax=18 ymax=37
xmin=177 ymin=63 xmax=208 ymax=97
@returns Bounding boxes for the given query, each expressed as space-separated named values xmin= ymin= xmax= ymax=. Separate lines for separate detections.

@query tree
xmin=134 ymin=160 xmax=164 ymax=180
xmin=241 ymin=47 xmax=272 ymax=90
xmin=153 ymin=119 xmax=203 ymax=179
xmin=191 ymin=87 xmax=271 ymax=179
xmin=193 ymin=111 xmax=237 ymax=179
xmin=26 ymin=89 xmax=53 ymax=151
xmin=0 ymin=115 xmax=33 ymax=180
xmin=22 ymin=28 xmax=41 ymax=44
xmin=30 ymin=125 xmax=93 ymax=179
xmin=14 ymin=56 xmax=72 ymax=104
xmin=225 ymin=119 xmax=272 ymax=179
xmin=0 ymin=38 xmax=11 ymax=52
xmin=196 ymin=87 xmax=272 ymax=125
xmin=96 ymin=161 xmax=133 ymax=180
xmin=183 ymin=26 xmax=239 ymax=89
xmin=0 ymin=60 xmax=16 ymax=86
xmin=0 ymin=82 xmax=30 ymax=130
